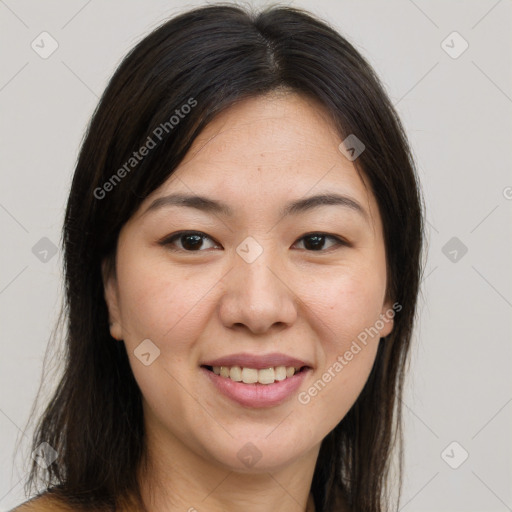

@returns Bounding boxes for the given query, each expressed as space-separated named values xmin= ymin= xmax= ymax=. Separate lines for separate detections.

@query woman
xmin=14 ymin=4 xmax=424 ymax=512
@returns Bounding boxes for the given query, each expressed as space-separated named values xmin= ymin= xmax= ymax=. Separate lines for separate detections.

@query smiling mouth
xmin=201 ymin=365 xmax=309 ymax=385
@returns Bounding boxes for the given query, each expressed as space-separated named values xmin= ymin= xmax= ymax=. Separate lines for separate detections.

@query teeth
xmin=211 ymin=365 xmax=301 ymax=384
xmin=242 ymin=368 xmax=258 ymax=384
xmin=229 ymin=366 xmax=242 ymax=382
xmin=275 ymin=366 xmax=287 ymax=381
xmin=258 ymin=367 xmax=275 ymax=384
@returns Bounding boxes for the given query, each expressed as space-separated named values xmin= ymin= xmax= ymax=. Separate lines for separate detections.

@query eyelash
xmin=158 ymin=231 xmax=349 ymax=253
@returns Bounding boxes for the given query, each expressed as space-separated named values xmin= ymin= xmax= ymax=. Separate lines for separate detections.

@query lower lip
xmin=200 ymin=366 xmax=310 ymax=408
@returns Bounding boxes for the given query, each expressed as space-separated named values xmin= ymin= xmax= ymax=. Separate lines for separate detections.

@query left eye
xmin=294 ymin=233 xmax=345 ymax=251
xmin=160 ymin=231 xmax=346 ymax=252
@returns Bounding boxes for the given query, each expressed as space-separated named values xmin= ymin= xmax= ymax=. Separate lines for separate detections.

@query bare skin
xmin=102 ymin=91 xmax=394 ymax=512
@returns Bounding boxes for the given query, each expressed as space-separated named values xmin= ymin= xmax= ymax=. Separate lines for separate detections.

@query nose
xmin=218 ymin=246 xmax=298 ymax=335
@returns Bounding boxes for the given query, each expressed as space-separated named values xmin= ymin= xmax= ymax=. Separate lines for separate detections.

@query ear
xmin=101 ymin=257 xmax=123 ymax=341
xmin=378 ymin=299 xmax=399 ymax=339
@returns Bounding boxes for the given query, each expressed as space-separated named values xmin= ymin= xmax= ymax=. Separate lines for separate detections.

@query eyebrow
xmin=143 ymin=192 xmax=369 ymax=222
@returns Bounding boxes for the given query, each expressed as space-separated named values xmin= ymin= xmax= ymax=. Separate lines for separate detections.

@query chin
xmin=201 ymin=428 xmax=317 ymax=473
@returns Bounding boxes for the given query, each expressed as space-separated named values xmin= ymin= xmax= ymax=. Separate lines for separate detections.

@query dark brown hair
xmin=19 ymin=3 xmax=424 ymax=511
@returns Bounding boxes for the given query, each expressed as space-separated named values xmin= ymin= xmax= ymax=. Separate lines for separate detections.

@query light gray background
xmin=1 ymin=1 xmax=511 ymax=511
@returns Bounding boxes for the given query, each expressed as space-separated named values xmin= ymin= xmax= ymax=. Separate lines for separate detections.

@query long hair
xmin=20 ymin=4 xmax=424 ymax=511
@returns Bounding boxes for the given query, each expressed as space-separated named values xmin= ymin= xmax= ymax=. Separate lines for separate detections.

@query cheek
xmin=307 ymin=266 xmax=386 ymax=345
xmin=300 ymin=339 xmax=379 ymax=433
xmin=114 ymin=257 xmax=214 ymax=420
xmin=294 ymin=269 xmax=384 ymax=425
xmin=115 ymin=255 xmax=216 ymax=347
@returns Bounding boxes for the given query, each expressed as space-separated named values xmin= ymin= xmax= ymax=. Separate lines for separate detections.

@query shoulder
xmin=10 ymin=493 xmax=74 ymax=512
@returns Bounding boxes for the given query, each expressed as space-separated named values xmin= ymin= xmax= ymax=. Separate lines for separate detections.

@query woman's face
xmin=104 ymin=92 xmax=394 ymax=473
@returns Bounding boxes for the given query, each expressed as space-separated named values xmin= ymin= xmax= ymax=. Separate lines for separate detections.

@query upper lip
xmin=201 ymin=352 xmax=312 ymax=370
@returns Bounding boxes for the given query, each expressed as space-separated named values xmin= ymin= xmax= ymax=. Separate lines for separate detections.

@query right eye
xmin=159 ymin=231 xmax=222 ymax=252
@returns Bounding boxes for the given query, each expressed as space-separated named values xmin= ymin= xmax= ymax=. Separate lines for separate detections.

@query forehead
xmin=167 ymin=92 xmax=369 ymax=199
xmin=131 ymin=92 xmax=383 ymax=237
